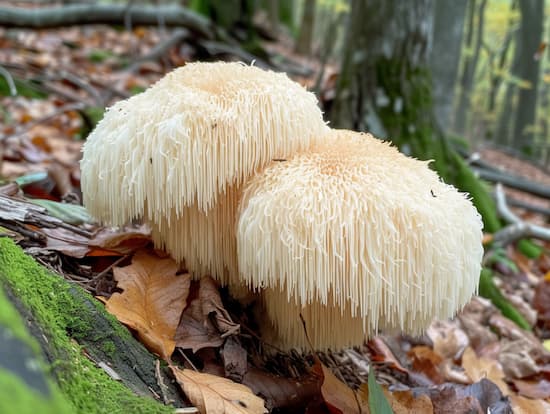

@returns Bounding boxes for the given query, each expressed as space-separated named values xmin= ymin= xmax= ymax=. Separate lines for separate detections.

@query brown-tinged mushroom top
xmin=81 ymin=61 xmax=328 ymax=226
xmin=237 ymin=129 xmax=483 ymax=349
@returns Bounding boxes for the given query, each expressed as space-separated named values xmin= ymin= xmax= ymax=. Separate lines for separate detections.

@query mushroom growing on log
xmin=237 ymin=130 xmax=484 ymax=350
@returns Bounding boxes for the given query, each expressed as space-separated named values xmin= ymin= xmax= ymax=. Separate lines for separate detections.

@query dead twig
xmin=493 ymin=183 xmax=550 ymax=246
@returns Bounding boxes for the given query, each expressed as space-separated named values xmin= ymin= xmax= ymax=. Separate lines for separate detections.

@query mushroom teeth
xmin=80 ymin=61 xmax=328 ymax=284
xmin=237 ymin=129 xmax=484 ymax=350
xmin=81 ymin=61 xmax=328 ymax=227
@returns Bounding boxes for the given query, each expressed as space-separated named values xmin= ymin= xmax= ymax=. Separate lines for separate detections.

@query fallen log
xmin=0 ymin=5 xmax=213 ymax=38
xmin=472 ymin=167 xmax=550 ymax=199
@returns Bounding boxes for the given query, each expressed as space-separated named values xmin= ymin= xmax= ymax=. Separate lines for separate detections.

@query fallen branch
xmin=127 ymin=28 xmax=191 ymax=73
xmin=473 ymin=167 xmax=550 ymax=199
xmin=507 ymin=197 xmax=550 ymax=217
xmin=493 ymin=183 xmax=550 ymax=246
xmin=0 ymin=4 xmax=213 ymax=38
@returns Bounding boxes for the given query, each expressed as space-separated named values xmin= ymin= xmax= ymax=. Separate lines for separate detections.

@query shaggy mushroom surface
xmin=81 ymin=61 xmax=328 ymax=282
xmin=237 ymin=129 xmax=484 ymax=350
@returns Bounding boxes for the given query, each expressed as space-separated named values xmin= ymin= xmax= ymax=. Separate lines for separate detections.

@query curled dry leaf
xmin=171 ymin=365 xmax=267 ymax=414
xmin=176 ymin=294 xmax=224 ymax=352
xmin=427 ymin=320 xmax=469 ymax=360
xmin=105 ymin=249 xmax=190 ymax=360
xmin=408 ymin=346 xmax=445 ymax=385
xmin=311 ymin=359 xmax=360 ymax=414
xmin=176 ymin=276 xmax=239 ymax=352
xmin=199 ymin=276 xmax=239 ymax=335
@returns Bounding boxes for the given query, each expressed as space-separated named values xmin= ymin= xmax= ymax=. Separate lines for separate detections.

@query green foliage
xmin=517 ymin=239 xmax=543 ymax=259
xmin=368 ymin=369 xmax=394 ymax=414
xmin=479 ymin=267 xmax=531 ymax=330
xmin=87 ymin=49 xmax=116 ymax=63
xmin=485 ymin=248 xmax=519 ymax=274
xmin=0 ymin=77 xmax=47 ymax=99
xmin=29 ymin=199 xmax=94 ymax=226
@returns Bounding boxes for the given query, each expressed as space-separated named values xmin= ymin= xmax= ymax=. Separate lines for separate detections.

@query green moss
xmin=0 ymin=369 xmax=73 ymax=414
xmin=0 ymin=281 xmax=32 ymax=346
xmin=0 ymin=238 xmax=173 ymax=414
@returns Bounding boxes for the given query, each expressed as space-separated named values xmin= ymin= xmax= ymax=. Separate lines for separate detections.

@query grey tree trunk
xmin=330 ymin=0 xmax=436 ymax=158
xmin=453 ymin=0 xmax=487 ymax=137
xmin=295 ymin=0 xmax=316 ymax=55
xmin=512 ymin=0 xmax=544 ymax=152
xmin=430 ymin=0 xmax=468 ymax=132
xmin=495 ymin=28 xmax=522 ymax=147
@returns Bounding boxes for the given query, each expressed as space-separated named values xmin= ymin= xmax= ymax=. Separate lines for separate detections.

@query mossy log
xmin=0 ymin=237 xmax=185 ymax=413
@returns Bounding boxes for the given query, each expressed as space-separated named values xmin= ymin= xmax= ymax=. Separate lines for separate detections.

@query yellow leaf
xmin=105 ymin=250 xmax=190 ymax=360
xmin=171 ymin=366 xmax=267 ymax=414
xmin=510 ymin=394 xmax=550 ymax=414
xmin=461 ymin=347 xmax=509 ymax=395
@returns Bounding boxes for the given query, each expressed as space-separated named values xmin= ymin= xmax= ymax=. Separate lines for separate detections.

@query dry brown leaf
xmin=312 ymin=360 xmax=359 ymax=414
xmin=510 ymin=394 xmax=550 ymax=414
xmin=512 ymin=378 xmax=550 ymax=399
xmin=200 ymin=276 xmax=240 ymax=335
xmin=461 ymin=347 xmax=510 ymax=395
xmin=176 ymin=294 xmax=224 ymax=352
xmin=171 ymin=365 xmax=267 ymax=414
xmin=408 ymin=346 xmax=445 ymax=384
xmin=89 ymin=224 xmax=152 ymax=255
xmin=105 ymin=250 xmax=190 ymax=359
xmin=427 ymin=320 xmax=469 ymax=360
xmin=356 ymin=383 xmax=434 ymax=414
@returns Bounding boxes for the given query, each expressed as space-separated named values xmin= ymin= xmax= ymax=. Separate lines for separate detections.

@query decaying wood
xmin=473 ymin=167 xmax=550 ymax=199
xmin=0 ymin=194 xmax=92 ymax=237
xmin=493 ymin=183 xmax=550 ymax=245
xmin=0 ymin=5 xmax=213 ymax=39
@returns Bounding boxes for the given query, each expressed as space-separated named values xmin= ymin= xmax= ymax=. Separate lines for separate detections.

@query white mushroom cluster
xmin=81 ymin=61 xmax=328 ymax=283
xmin=82 ymin=61 xmax=484 ymax=351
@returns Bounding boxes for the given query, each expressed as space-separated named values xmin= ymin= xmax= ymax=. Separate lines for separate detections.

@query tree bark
xmin=295 ymin=0 xmax=316 ymax=55
xmin=430 ymin=0 xmax=468 ymax=131
xmin=0 ymin=5 xmax=213 ymax=38
xmin=512 ymin=0 xmax=544 ymax=152
xmin=453 ymin=0 xmax=487 ymax=136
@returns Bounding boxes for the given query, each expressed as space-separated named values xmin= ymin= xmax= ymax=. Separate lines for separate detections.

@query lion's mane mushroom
xmin=81 ymin=61 xmax=328 ymax=282
xmin=237 ymin=129 xmax=483 ymax=350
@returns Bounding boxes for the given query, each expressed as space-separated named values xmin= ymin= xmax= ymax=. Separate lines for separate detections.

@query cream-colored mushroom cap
xmin=81 ymin=61 xmax=328 ymax=226
xmin=237 ymin=129 xmax=483 ymax=350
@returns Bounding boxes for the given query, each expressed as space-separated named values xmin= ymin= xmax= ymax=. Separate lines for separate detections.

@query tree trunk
xmin=295 ymin=0 xmax=316 ymax=55
xmin=512 ymin=0 xmax=544 ymax=153
xmin=330 ymin=0 xmax=501 ymax=232
xmin=0 ymin=5 xmax=212 ymax=38
xmin=495 ymin=28 xmax=521 ymax=147
xmin=266 ymin=0 xmax=279 ymax=35
xmin=487 ymin=0 xmax=517 ymax=114
xmin=453 ymin=0 xmax=487 ymax=137
xmin=430 ymin=0 xmax=468 ymax=132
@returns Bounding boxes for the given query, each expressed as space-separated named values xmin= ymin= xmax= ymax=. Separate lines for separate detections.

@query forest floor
xmin=2 ymin=23 xmax=550 ymax=413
